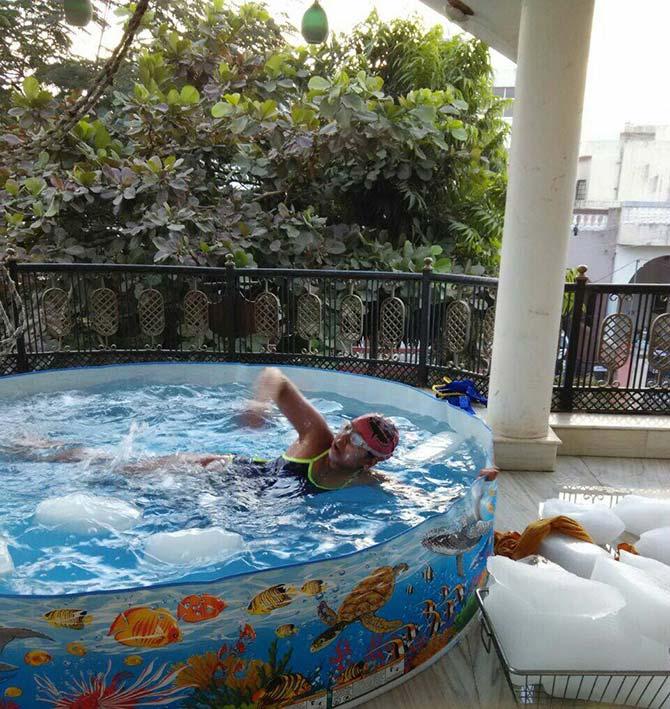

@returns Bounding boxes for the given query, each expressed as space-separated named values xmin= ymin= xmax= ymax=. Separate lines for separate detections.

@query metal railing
xmin=1 ymin=257 xmax=669 ymax=414
xmin=555 ymin=266 xmax=670 ymax=414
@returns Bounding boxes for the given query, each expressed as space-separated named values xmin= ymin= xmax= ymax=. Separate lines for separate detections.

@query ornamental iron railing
xmin=1 ymin=256 xmax=669 ymax=414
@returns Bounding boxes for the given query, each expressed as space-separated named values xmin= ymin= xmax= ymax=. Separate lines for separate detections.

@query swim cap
xmin=351 ymin=414 xmax=400 ymax=459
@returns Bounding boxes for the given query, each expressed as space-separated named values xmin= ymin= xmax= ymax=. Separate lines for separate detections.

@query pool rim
xmin=0 ymin=361 xmax=493 ymax=600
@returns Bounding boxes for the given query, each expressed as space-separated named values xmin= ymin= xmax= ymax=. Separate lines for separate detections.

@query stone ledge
xmin=493 ymin=428 xmax=562 ymax=472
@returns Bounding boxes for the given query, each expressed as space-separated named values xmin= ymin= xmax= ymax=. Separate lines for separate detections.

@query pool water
xmin=0 ymin=382 xmax=488 ymax=595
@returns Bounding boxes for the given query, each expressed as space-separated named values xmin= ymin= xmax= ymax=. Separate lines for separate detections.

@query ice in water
xmin=0 ymin=538 xmax=14 ymax=575
xmin=34 ymin=493 xmax=142 ymax=534
xmin=144 ymin=527 xmax=244 ymax=566
xmin=540 ymin=497 xmax=624 ymax=545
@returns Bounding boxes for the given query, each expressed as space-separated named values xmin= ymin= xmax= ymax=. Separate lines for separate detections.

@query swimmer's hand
xmin=238 ymin=401 xmax=271 ymax=428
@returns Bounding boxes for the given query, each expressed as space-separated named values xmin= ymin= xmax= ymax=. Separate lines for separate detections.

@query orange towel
xmin=494 ymin=516 xmax=593 ymax=560
xmin=615 ymin=542 xmax=638 ymax=559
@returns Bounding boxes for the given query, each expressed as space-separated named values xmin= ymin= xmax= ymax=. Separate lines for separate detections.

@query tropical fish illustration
xmin=420 ymin=600 xmax=437 ymax=617
xmin=275 ymin=623 xmax=299 ymax=638
xmin=108 ymin=607 xmax=182 ymax=648
xmin=0 ymin=627 xmax=53 ymax=653
xmin=176 ymin=594 xmax=226 ymax=623
xmin=422 ymin=565 xmax=434 ymax=583
xmin=443 ymin=600 xmax=456 ymax=620
xmin=66 ymin=641 xmax=87 ymax=657
xmin=440 ymin=585 xmax=451 ymax=599
xmin=310 ymin=565 xmax=406 ymax=653
xmin=248 ymin=584 xmax=298 ymax=615
xmin=25 ymin=649 xmax=52 ymax=666
xmin=35 ymin=659 xmax=189 ymax=707
xmin=335 ymin=661 xmax=370 ymax=686
xmin=453 ymin=584 xmax=465 ymax=603
xmin=124 ymin=655 xmax=143 ymax=666
xmin=44 ymin=609 xmax=92 ymax=630
xmin=252 ymin=673 xmax=312 ymax=707
xmin=373 ymin=638 xmax=405 ymax=662
xmin=239 ymin=623 xmax=256 ymax=640
xmin=401 ymin=623 xmax=417 ymax=648
xmin=3 ymin=688 xmax=21 ymax=698
xmin=301 ymin=579 xmax=326 ymax=596
xmin=405 ymin=584 xmax=414 ymax=595
xmin=234 ymin=640 xmax=246 ymax=655
xmin=426 ymin=610 xmax=442 ymax=638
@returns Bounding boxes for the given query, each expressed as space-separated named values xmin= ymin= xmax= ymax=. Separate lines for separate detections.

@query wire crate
xmin=476 ymin=587 xmax=670 ymax=707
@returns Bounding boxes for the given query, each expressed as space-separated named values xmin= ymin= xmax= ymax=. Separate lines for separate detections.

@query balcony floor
xmin=362 ymin=456 xmax=670 ymax=709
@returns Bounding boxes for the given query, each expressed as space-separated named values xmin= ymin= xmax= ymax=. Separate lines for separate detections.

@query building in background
xmin=569 ymin=124 xmax=670 ymax=285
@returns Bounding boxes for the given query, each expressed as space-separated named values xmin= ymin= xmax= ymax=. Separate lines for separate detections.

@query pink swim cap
xmin=351 ymin=414 xmax=400 ymax=459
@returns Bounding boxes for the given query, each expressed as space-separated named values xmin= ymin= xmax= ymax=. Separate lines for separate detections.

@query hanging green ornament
xmin=64 ymin=0 xmax=93 ymax=27
xmin=301 ymin=1 xmax=329 ymax=44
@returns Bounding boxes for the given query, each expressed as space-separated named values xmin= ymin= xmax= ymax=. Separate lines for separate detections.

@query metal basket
xmin=477 ymin=588 xmax=670 ymax=707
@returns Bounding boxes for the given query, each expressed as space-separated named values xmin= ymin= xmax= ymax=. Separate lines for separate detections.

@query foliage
xmin=0 ymin=2 xmax=508 ymax=273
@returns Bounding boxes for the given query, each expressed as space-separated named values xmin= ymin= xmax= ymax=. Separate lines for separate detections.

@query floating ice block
xmin=0 ymin=538 xmax=13 ymax=575
xmin=636 ymin=527 xmax=670 ymax=566
xmin=612 ymin=495 xmax=670 ymax=535
xmin=540 ymin=498 xmax=625 ymax=545
xmin=144 ymin=527 xmax=244 ymax=566
xmin=401 ymin=431 xmax=461 ymax=463
xmin=591 ymin=556 xmax=670 ymax=645
xmin=35 ymin=493 xmax=142 ymax=534
xmin=537 ymin=533 xmax=610 ymax=578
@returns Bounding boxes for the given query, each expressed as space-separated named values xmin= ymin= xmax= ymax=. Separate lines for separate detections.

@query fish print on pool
xmin=0 ymin=473 xmax=496 ymax=707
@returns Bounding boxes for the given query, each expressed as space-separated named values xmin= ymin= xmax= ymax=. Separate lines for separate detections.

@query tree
xmin=0 ymin=2 xmax=508 ymax=274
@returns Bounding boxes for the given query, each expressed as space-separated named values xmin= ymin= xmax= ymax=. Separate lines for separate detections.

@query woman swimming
xmin=10 ymin=368 xmax=400 ymax=495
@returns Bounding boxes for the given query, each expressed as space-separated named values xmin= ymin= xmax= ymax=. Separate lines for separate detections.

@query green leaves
xmin=0 ymin=5 xmax=505 ymax=274
xmin=307 ymin=76 xmax=330 ymax=92
xmin=180 ymin=85 xmax=200 ymax=105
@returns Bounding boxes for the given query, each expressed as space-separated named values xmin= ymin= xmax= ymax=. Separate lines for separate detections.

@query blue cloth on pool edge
xmin=432 ymin=378 xmax=487 ymax=415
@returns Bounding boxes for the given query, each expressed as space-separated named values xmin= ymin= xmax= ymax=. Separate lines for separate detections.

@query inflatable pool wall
xmin=0 ymin=364 xmax=495 ymax=708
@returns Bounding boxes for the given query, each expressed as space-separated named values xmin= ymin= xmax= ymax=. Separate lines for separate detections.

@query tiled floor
xmin=362 ymin=456 xmax=670 ymax=709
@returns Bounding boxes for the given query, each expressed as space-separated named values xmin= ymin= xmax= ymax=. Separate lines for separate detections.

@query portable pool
xmin=0 ymin=363 xmax=495 ymax=708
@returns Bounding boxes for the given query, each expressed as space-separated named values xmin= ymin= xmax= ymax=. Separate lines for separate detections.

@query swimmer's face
xmin=329 ymin=424 xmax=379 ymax=472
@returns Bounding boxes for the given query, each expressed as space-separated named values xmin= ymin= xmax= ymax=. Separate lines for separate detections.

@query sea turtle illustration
xmin=310 ymin=564 xmax=407 ymax=652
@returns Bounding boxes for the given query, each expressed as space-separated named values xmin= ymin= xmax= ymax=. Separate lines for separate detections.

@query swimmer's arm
xmin=350 ymin=470 xmax=387 ymax=486
xmin=252 ymin=368 xmax=331 ymax=444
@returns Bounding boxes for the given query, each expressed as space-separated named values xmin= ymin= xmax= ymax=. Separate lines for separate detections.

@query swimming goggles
xmin=341 ymin=423 xmax=384 ymax=458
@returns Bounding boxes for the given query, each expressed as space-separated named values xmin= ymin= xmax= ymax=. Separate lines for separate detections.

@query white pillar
xmin=488 ymin=0 xmax=595 ymax=470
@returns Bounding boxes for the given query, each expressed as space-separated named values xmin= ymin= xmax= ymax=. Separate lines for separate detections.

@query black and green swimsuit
xmin=230 ymin=450 xmax=345 ymax=495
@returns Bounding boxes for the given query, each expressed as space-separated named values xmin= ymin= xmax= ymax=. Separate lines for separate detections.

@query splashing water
xmin=0 ymin=382 xmax=487 ymax=595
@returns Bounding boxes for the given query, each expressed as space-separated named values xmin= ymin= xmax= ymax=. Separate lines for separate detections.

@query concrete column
xmin=488 ymin=0 xmax=595 ymax=471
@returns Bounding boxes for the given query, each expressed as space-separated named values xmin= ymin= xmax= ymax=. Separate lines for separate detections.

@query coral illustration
xmin=35 ymin=659 xmax=188 ymax=708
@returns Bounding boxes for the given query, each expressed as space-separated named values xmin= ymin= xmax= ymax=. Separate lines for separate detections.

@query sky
xmin=73 ymin=0 xmax=670 ymax=144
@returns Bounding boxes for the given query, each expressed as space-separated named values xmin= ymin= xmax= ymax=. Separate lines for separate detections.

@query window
xmin=575 ymin=179 xmax=587 ymax=201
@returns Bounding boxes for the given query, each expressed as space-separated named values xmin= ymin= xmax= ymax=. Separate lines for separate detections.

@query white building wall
xmin=577 ymin=140 xmax=620 ymax=201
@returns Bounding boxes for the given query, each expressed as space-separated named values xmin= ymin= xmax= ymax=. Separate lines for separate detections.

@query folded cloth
xmin=432 ymin=377 xmax=487 ymax=415
xmin=494 ymin=515 xmax=594 ymax=560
